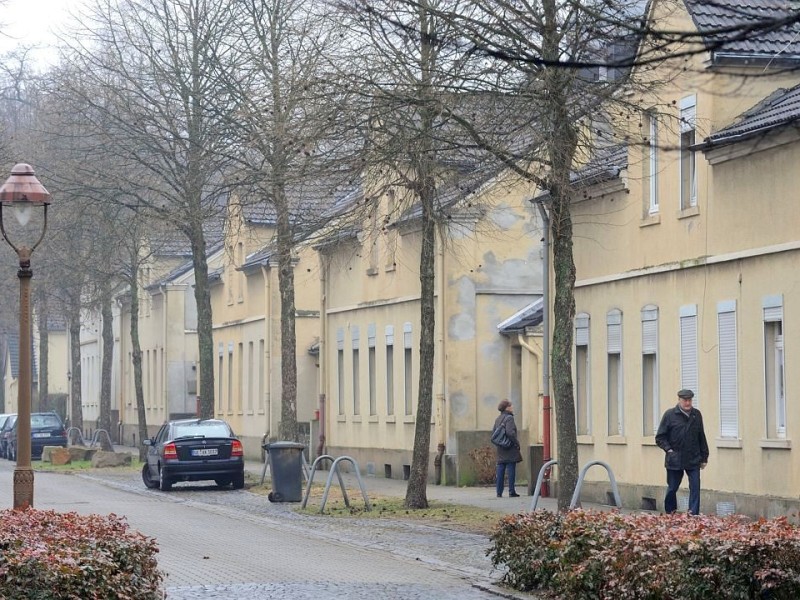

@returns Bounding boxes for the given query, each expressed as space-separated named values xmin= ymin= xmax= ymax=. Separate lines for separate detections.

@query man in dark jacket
xmin=655 ymin=389 xmax=709 ymax=515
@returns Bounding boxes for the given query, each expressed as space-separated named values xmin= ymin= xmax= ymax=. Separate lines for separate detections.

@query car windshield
xmin=172 ymin=422 xmax=231 ymax=439
xmin=31 ymin=414 xmax=62 ymax=428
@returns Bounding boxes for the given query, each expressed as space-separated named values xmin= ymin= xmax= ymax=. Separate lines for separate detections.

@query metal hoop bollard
xmin=301 ymin=454 xmax=371 ymax=513
xmin=570 ymin=460 xmax=622 ymax=509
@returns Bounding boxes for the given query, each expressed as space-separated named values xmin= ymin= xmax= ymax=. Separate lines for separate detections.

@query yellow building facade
xmin=559 ymin=0 xmax=800 ymax=517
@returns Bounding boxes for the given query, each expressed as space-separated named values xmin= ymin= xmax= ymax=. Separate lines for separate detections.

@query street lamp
xmin=0 ymin=163 xmax=51 ymax=509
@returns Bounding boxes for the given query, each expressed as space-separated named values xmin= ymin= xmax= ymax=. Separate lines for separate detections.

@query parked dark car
xmin=0 ymin=414 xmax=15 ymax=459
xmin=7 ymin=412 xmax=67 ymax=461
xmin=142 ymin=418 xmax=245 ymax=491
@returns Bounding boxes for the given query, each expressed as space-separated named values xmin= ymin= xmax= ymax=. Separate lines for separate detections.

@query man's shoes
xmin=509 ymin=492 xmax=520 ymax=497
xmin=497 ymin=494 xmax=502 ymax=498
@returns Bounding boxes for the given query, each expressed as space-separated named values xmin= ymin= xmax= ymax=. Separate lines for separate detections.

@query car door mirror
xmin=143 ymin=438 xmax=153 ymax=447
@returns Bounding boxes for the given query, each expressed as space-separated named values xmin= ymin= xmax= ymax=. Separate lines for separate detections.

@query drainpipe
xmin=434 ymin=228 xmax=446 ymax=484
xmin=316 ymin=254 xmax=328 ymax=458
xmin=261 ymin=264 xmax=272 ymax=444
xmin=535 ymin=200 xmax=552 ymax=497
xmin=160 ymin=283 xmax=168 ymax=418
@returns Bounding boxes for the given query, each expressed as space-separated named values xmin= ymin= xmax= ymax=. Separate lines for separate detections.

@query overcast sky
xmin=0 ymin=0 xmax=82 ymax=64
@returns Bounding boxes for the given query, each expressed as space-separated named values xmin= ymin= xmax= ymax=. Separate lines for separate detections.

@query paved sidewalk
xmin=119 ymin=444 xmax=614 ymax=514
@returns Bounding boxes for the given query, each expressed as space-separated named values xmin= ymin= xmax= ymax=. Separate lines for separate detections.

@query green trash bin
xmin=264 ymin=441 xmax=305 ymax=502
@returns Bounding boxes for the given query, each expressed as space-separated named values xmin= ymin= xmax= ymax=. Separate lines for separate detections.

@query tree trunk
xmin=98 ymin=290 xmax=114 ymax=450
xmin=68 ymin=298 xmax=83 ymax=436
xmin=190 ymin=225 xmax=215 ymax=419
xmin=129 ymin=272 xmax=148 ymax=461
xmin=405 ymin=179 xmax=437 ymax=509
xmin=276 ymin=200 xmax=299 ymax=442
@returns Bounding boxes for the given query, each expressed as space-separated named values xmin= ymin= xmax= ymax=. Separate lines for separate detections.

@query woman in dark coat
xmin=494 ymin=399 xmax=522 ymax=497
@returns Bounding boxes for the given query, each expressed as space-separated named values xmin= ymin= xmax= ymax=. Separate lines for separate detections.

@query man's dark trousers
xmin=665 ymin=468 xmax=700 ymax=514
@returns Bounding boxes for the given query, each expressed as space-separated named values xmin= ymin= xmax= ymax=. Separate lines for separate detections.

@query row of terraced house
xmin=8 ymin=0 xmax=800 ymax=518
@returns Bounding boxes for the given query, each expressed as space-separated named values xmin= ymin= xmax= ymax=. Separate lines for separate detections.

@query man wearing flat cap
xmin=655 ymin=389 xmax=709 ymax=515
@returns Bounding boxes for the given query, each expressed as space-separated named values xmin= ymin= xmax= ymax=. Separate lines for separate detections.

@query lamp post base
xmin=13 ymin=467 xmax=34 ymax=509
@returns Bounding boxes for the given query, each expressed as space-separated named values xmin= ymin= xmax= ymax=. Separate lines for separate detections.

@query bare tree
xmin=56 ymin=0 xmax=239 ymax=418
xmin=332 ymin=0 xmax=500 ymax=509
xmin=220 ymin=0 xmax=357 ymax=441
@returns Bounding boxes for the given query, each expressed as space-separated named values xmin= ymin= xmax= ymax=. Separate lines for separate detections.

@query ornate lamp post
xmin=0 ymin=163 xmax=51 ymax=509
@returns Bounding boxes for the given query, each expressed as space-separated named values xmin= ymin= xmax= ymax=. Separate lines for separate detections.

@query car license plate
xmin=33 ymin=433 xmax=50 ymax=438
xmin=191 ymin=448 xmax=218 ymax=457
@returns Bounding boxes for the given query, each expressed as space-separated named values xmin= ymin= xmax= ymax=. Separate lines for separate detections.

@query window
xmin=607 ymin=309 xmax=623 ymax=435
xmin=368 ymin=324 xmax=377 ymax=416
xmin=247 ymin=341 xmax=254 ymax=412
xmin=237 ymin=242 xmax=245 ymax=302
xmin=385 ymin=325 xmax=395 ymax=416
xmin=764 ymin=296 xmax=785 ymax=439
xmin=641 ymin=306 xmax=659 ymax=436
xmin=258 ymin=339 xmax=265 ymax=411
xmin=680 ymin=305 xmax=698 ymax=402
xmin=718 ymin=301 xmax=738 ymax=438
xmin=352 ymin=327 xmax=360 ymax=415
xmin=227 ymin=344 xmax=233 ymax=413
xmin=336 ymin=328 xmax=345 ymax=415
xmin=644 ymin=110 xmax=659 ymax=214
xmin=404 ymin=322 xmax=413 ymax=416
xmin=575 ymin=313 xmax=591 ymax=435
xmin=237 ymin=343 xmax=243 ymax=412
xmin=679 ymin=96 xmax=697 ymax=210
xmin=217 ymin=344 xmax=224 ymax=413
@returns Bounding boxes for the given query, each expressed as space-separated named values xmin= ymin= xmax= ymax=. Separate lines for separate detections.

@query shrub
xmin=468 ymin=445 xmax=496 ymax=485
xmin=488 ymin=509 xmax=800 ymax=600
xmin=0 ymin=508 xmax=164 ymax=599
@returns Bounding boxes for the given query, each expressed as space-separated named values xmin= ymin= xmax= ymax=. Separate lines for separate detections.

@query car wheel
xmin=214 ymin=478 xmax=232 ymax=488
xmin=232 ymin=472 xmax=245 ymax=490
xmin=158 ymin=466 xmax=172 ymax=491
xmin=142 ymin=463 xmax=159 ymax=489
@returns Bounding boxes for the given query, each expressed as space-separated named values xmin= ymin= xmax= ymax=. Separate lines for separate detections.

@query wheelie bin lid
xmin=263 ymin=441 xmax=305 ymax=451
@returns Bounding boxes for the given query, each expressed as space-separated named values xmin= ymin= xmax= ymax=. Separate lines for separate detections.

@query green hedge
xmin=488 ymin=509 xmax=800 ymax=599
xmin=0 ymin=509 xmax=164 ymax=599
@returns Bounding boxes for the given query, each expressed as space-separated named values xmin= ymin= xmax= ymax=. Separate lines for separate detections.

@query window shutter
xmin=403 ymin=322 xmax=413 ymax=348
xmin=336 ymin=328 xmax=344 ymax=350
xmin=352 ymin=326 xmax=360 ymax=350
xmin=718 ymin=302 xmax=738 ymax=438
xmin=385 ymin=325 xmax=394 ymax=345
xmin=680 ymin=305 xmax=698 ymax=401
xmin=575 ymin=314 xmax=589 ymax=346
xmin=368 ymin=323 xmax=376 ymax=348
xmin=763 ymin=295 xmax=783 ymax=322
xmin=607 ymin=310 xmax=622 ymax=353
xmin=641 ymin=306 xmax=658 ymax=354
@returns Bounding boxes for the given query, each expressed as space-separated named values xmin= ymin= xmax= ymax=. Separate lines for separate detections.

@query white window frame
xmin=575 ymin=313 xmax=591 ymax=435
xmin=718 ymin=301 xmax=739 ymax=439
xmin=404 ymin=322 xmax=413 ymax=416
xmin=679 ymin=304 xmax=698 ymax=405
xmin=352 ymin=326 xmax=360 ymax=416
xmin=336 ymin=328 xmax=345 ymax=415
xmin=607 ymin=309 xmax=623 ymax=436
xmin=368 ymin=324 xmax=377 ymax=416
xmin=679 ymin=95 xmax=697 ymax=210
xmin=641 ymin=305 xmax=659 ymax=436
xmin=647 ymin=110 xmax=659 ymax=214
xmin=763 ymin=296 xmax=786 ymax=439
xmin=385 ymin=325 xmax=395 ymax=416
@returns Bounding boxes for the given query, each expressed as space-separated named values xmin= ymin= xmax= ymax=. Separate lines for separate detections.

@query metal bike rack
xmin=90 ymin=429 xmax=113 ymax=449
xmin=301 ymin=454 xmax=371 ymax=513
xmin=570 ymin=460 xmax=622 ymax=509
xmin=529 ymin=459 xmax=559 ymax=511
xmin=529 ymin=459 xmax=622 ymax=511
xmin=66 ymin=427 xmax=86 ymax=446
